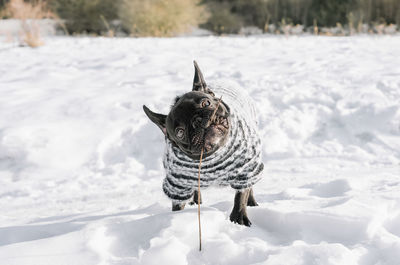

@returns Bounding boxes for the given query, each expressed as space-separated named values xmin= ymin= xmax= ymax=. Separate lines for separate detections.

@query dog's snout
xmin=192 ymin=116 xmax=203 ymax=129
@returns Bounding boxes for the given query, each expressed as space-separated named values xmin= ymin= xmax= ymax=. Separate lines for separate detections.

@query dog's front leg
xmin=247 ymin=188 xmax=258 ymax=206
xmin=189 ymin=190 xmax=202 ymax=205
xmin=230 ymin=188 xmax=252 ymax=226
xmin=172 ymin=202 xmax=186 ymax=211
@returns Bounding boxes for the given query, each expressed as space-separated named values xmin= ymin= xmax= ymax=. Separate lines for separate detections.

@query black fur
xmin=143 ymin=61 xmax=259 ymax=226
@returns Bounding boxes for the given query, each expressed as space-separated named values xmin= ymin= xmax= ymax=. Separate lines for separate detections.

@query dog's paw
xmin=172 ymin=202 xmax=185 ymax=211
xmin=189 ymin=196 xmax=202 ymax=205
xmin=247 ymin=188 xmax=258 ymax=207
xmin=247 ymin=198 xmax=258 ymax=207
xmin=189 ymin=200 xmax=201 ymax=205
xmin=229 ymin=209 xmax=252 ymax=227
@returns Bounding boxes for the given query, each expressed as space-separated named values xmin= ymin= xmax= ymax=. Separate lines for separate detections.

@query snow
xmin=0 ymin=35 xmax=400 ymax=265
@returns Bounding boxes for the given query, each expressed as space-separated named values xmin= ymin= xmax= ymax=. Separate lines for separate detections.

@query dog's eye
xmin=175 ymin=128 xmax=185 ymax=139
xmin=201 ymin=99 xmax=211 ymax=108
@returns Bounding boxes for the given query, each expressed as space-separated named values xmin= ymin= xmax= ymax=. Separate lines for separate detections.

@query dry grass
xmin=3 ymin=0 xmax=54 ymax=47
xmin=119 ymin=0 xmax=208 ymax=37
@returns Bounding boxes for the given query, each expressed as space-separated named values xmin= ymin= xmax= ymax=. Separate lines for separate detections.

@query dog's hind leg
xmin=189 ymin=190 xmax=202 ymax=205
xmin=230 ymin=188 xmax=252 ymax=227
xmin=247 ymin=188 xmax=258 ymax=207
xmin=172 ymin=202 xmax=186 ymax=211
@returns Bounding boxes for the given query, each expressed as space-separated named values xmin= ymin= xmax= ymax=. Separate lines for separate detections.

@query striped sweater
xmin=162 ymin=82 xmax=264 ymax=202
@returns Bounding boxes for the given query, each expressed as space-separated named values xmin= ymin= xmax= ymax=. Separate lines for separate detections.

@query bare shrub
xmin=3 ymin=0 xmax=54 ymax=47
xmin=119 ymin=0 xmax=208 ymax=37
xmin=201 ymin=1 xmax=242 ymax=35
xmin=52 ymin=0 xmax=119 ymax=35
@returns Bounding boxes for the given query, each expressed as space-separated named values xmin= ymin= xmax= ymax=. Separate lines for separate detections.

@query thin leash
xmin=197 ymin=147 xmax=204 ymax=251
xmin=197 ymin=96 xmax=222 ymax=251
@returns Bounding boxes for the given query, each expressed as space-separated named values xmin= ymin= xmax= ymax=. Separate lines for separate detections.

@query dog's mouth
xmin=209 ymin=115 xmax=229 ymax=131
xmin=191 ymin=114 xmax=230 ymax=155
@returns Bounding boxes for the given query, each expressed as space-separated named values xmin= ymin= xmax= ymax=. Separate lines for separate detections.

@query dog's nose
xmin=192 ymin=116 xmax=203 ymax=129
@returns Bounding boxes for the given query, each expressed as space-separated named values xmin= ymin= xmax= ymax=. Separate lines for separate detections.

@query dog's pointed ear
xmin=143 ymin=105 xmax=167 ymax=135
xmin=192 ymin=60 xmax=214 ymax=95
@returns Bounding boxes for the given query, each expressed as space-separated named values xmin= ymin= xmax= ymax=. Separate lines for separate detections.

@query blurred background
xmin=0 ymin=0 xmax=399 ymax=46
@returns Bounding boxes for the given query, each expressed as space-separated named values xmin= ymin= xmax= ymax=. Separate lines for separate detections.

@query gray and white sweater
xmin=162 ymin=82 xmax=264 ymax=202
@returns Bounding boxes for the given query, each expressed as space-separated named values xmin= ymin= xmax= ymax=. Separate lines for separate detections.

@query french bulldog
xmin=143 ymin=61 xmax=263 ymax=226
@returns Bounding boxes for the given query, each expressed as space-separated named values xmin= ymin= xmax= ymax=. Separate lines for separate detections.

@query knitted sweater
xmin=162 ymin=82 xmax=264 ymax=202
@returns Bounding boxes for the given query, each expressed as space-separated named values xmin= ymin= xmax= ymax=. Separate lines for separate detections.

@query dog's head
xmin=143 ymin=61 xmax=231 ymax=160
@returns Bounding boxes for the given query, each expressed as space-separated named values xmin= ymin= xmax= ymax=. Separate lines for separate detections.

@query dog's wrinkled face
xmin=166 ymin=91 xmax=230 ymax=159
xmin=143 ymin=61 xmax=231 ymax=159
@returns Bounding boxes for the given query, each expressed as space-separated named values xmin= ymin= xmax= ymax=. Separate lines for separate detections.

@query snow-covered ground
xmin=0 ymin=36 xmax=400 ymax=265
